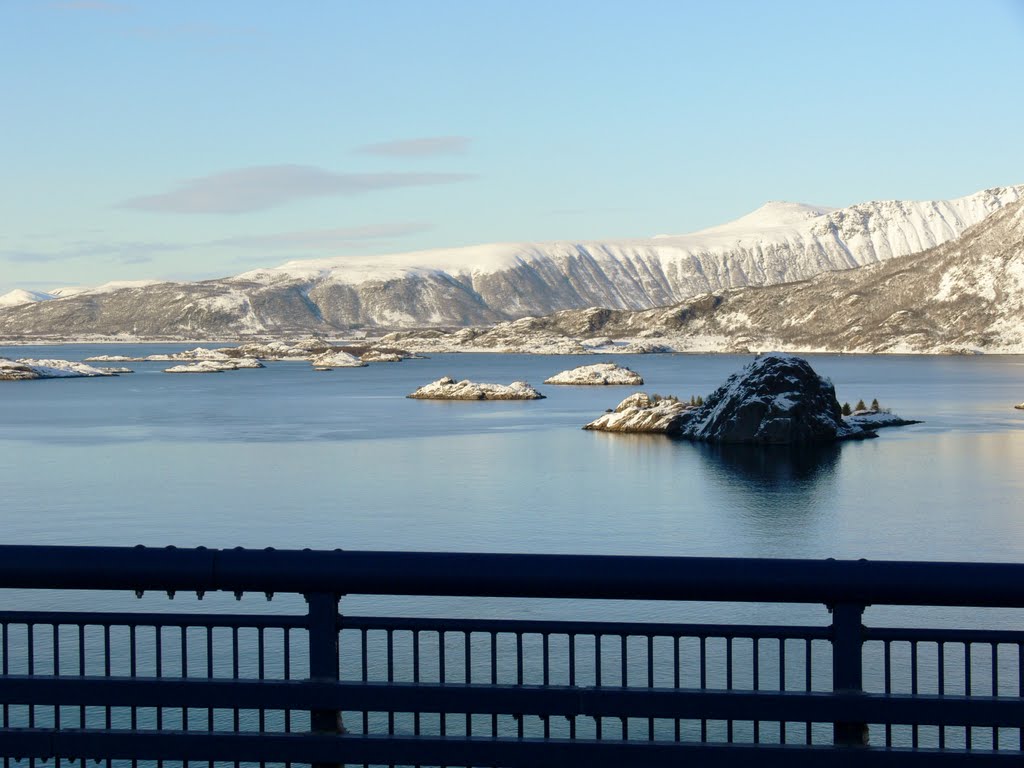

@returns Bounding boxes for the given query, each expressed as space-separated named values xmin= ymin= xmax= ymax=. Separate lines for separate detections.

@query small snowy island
xmin=1 ymin=357 xmax=123 ymax=381
xmin=408 ymin=376 xmax=545 ymax=401
xmin=584 ymin=393 xmax=693 ymax=433
xmin=1015 ymin=403 xmax=1024 ymax=410
xmin=545 ymin=363 xmax=643 ymax=386
xmin=584 ymin=353 xmax=921 ymax=444
xmin=163 ymin=358 xmax=264 ymax=373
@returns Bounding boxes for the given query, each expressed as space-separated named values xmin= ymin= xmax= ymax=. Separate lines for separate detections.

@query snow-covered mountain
xmin=0 ymin=288 xmax=56 ymax=308
xmin=0 ymin=185 xmax=1020 ymax=339
xmin=388 ymin=196 xmax=1024 ymax=354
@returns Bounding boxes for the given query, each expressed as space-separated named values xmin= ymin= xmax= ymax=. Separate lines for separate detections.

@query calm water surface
xmin=1 ymin=346 xmax=1023 ymax=627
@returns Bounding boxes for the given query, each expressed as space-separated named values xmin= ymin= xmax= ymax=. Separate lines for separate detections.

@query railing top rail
xmin=0 ymin=545 xmax=1022 ymax=608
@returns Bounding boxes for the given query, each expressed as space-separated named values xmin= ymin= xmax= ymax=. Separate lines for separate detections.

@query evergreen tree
xmin=841 ymin=402 xmax=852 ymax=416
xmin=697 ymin=395 xmax=704 ymax=406
xmin=871 ymin=398 xmax=880 ymax=412
xmin=855 ymin=399 xmax=867 ymax=412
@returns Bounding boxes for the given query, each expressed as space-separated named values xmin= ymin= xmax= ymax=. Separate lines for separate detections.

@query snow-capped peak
xmin=0 ymin=288 xmax=56 ymax=308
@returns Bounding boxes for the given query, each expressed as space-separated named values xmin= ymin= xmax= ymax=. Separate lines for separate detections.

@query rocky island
xmin=584 ymin=393 xmax=693 ymax=433
xmin=1 ymin=357 xmax=123 ymax=381
xmin=408 ymin=377 xmax=545 ymax=401
xmin=545 ymin=363 xmax=644 ymax=386
xmin=585 ymin=353 xmax=920 ymax=444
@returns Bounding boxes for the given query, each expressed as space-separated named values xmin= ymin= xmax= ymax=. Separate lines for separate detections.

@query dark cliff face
xmin=672 ymin=354 xmax=869 ymax=444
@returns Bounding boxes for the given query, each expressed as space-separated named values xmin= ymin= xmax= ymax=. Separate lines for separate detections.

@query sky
xmin=2 ymin=0 xmax=1023 ymax=294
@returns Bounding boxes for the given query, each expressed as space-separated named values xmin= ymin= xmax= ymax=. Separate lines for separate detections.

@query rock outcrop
xmin=584 ymin=393 xmax=692 ymax=433
xmin=844 ymin=410 xmax=922 ymax=430
xmin=309 ymin=350 xmax=366 ymax=369
xmin=545 ymin=363 xmax=644 ymax=385
xmin=163 ymin=359 xmax=263 ymax=373
xmin=673 ymin=354 xmax=871 ymax=443
xmin=408 ymin=377 xmax=545 ymax=401
xmin=1 ymin=358 xmax=121 ymax=380
xmin=1014 ymin=403 xmax=1024 ymax=410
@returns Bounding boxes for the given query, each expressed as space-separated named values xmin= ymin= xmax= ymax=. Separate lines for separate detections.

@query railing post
xmin=830 ymin=601 xmax=868 ymax=747
xmin=306 ymin=591 xmax=342 ymax=767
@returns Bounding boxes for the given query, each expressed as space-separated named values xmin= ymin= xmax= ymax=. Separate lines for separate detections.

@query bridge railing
xmin=0 ymin=545 xmax=1021 ymax=766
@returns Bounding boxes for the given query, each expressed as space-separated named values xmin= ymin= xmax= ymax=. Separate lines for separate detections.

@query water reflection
xmin=690 ymin=442 xmax=842 ymax=488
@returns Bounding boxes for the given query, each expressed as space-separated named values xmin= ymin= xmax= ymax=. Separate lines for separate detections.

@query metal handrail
xmin=1 ymin=545 xmax=1022 ymax=606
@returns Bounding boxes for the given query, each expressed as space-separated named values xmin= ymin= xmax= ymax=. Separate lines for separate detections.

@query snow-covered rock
xmin=845 ymin=410 xmax=922 ymax=430
xmin=83 ymin=354 xmax=138 ymax=362
xmin=1014 ymin=403 xmax=1024 ymax=410
xmin=96 ymin=366 xmax=134 ymax=374
xmin=584 ymin=392 xmax=692 ymax=433
xmin=359 ymin=350 xmax=404 ymax=362
xmin=163 ymin=358 xmax=263 ymax=373
xmin=1 ymin=357 xmax=120 ymax=380
xmin=545 ymin=363 xmax=644 ymax=385
xmin=309 ymin=350 xmax=366 ymax=369
xmin=673 ymin=353 xmax=874 ymax=443
xmin=407 ymin=376 xmax=545 ymax=400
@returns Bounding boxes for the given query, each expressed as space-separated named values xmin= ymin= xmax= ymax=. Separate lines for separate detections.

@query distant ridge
xmin=0 ymin=185 xmax=1020 ymax=339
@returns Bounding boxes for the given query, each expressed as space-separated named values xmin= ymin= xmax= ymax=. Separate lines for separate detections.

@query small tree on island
xmin=855 ymin=399 xmax=867 ymax=412
xmin=841 ymin=402 xmax=852 ymax=416
xmin=871 ymin=398 xmax=880 ymax=412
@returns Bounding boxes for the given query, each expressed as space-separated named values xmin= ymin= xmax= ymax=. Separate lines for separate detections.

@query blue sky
xmin=2 ymin=0 xmax=1023 ymax=293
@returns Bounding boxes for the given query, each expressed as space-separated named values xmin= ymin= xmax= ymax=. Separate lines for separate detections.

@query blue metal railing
xmin=0 ymin=545 xmax=1021 ymax=767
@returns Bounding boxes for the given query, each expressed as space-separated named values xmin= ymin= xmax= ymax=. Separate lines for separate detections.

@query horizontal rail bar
xmin=0 ymin=610 xmax=308 ymax=630
xmin=1 ymin=677 xmax=1020 ymax=728
xmin=341 ymin=614 xmax=832 ymax=640
xmin=0 ymin=729 xmax=1017 ymax=766
xmin=2 ymin=546 xmax=1024 ymax=606
xmin=865 ymin=627 xmax=1024 ymax=644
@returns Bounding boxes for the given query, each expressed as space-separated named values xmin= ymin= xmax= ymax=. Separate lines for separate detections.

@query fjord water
xmin=2 ymin=346 xmax=1024 ymax=629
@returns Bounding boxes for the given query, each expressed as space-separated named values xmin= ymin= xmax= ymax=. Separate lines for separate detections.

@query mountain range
xmin=0 ymin=184 xmax=1020 ymax=343
xmin=384 ymin=196 xmax=1024 ymax=355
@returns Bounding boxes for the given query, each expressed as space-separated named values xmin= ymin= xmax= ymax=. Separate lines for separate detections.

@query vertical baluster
xmin=182 ymin=626 xmax=190 ymax=737
xmin=387 ymin=629 xmax=395 ymax=738
xmin=231 ymin=624 xmax=239 ymax=768
xmin=647 ymin=634 xmax=655 ymax=742
xmin=937 ymin=641 xmax=945 ymax=749
xmin=700 ymin=636 xmax=707 ymax=743
xmin=726 ymin=637 xmax=734 ymax=743
xmin=542 ymin=633 xmax=550 ymax=740
xmin=752 ymin=637 xmax=760 ymax=744
xmin=488 ymin=632 xmax=495 ymax=739
xmin=414 ymin=630 xmax=422 ymax=737
xmin=595 ymin=634 xmax=603 ymax=740
xmin=439 ymin=631 xmax=447 ymax=739
xmin=619 ymin=635 xmax=627 ymax=740
xmin=154 ymin=625 xmax=162 ymax=768
xmin=884 ymin=641 xmax=892 ymax=748
xmin=1 ymin=622 xmax=6 ymax=768
xmin=991 ymin=643 xmax=999 ymax=751
xmin=104 ymin=624 xmax=112 ymax=768
xmin=283 ymin=627 xmax=292 ymax=737
xmin=78 ymin=625 xmax=86 ymax=732
xmin=28 ymin=624 xmax=34 ymax=768
xmin=830 ymin=603 xmax=866 ymax=748
xmin=779 ymin=638 xmax=786 ymax=745
xmin=1018 ymin=643 xmax=1023 ymax=752
xmin=804 ymin=638 xmax=812 ymax=745
xmin=257 ymin=627 xmax=265 ymax=766
xmin=130 ymin=625 xmax=137 ymax=768
xmin=463 ymin=631 xmax=471 ymax=738
xmin=360 ymin=629 xmax=369 ymax=735
xmin=52 ymin=623 xmax=60 ymax=754
xmin=673 ymin=635 xmax=681 ymax=743
xmin=515 ymin=633 xmax=524 ymax=738
xmin=568 ymin=634 xmax=576 ymax=740
xmin=910 ymin=641 xmax=918 ymax=748
xmin=206 ymin=626 xmax=214 ymax=768
xmin=965 ymin=641 xmax=972 ymax=750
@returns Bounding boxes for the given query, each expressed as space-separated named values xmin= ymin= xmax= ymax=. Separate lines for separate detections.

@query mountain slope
xmin=0 ymin=185 xmax=1020 ymax=339
xmin=398 ymin=197 xmax=1024 ymax=354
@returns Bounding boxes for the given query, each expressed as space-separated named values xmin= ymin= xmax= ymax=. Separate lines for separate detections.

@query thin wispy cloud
xmin=356 ymin=136 xmax=472 ymax=157
xmin=2 ymin=222 xmax=430 ymax=265
xmin=119 ymin=165 xmax=476 ymax=214
xmin=212 ymin=222 xmax=432 ymax=249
